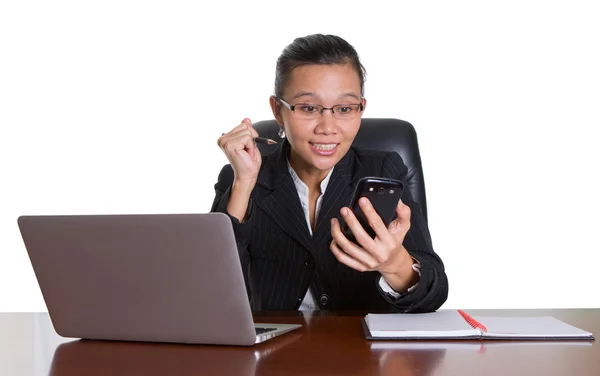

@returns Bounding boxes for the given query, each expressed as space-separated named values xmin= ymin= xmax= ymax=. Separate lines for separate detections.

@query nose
xmin=314 ymin=110 xmax=337 ymax=135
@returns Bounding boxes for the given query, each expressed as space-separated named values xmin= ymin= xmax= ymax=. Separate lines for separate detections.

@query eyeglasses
xmin=276 ymin=97 xmax=364 ymax=120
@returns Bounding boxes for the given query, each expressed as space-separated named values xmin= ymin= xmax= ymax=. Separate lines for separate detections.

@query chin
xmin=310 ymin=159 xmax=338 ymax=171
xmin=305 ymin=150 xmax=345 ymax=171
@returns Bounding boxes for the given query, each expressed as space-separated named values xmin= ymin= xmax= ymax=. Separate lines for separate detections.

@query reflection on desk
xmin=370 ymin=339 xmax=596 ymax=376
xmin=371 ymin=345 xmax=446 ymax=376
xmin=50 ymin=331 xmax=303 ymax=376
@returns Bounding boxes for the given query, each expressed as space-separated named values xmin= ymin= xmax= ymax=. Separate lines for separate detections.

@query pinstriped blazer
xmin=211 ymin=140 xmax=448 ymax=312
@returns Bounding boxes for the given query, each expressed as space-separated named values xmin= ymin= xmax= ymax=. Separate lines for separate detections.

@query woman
xmin=212 ymin=34 xmax=448 ymax=312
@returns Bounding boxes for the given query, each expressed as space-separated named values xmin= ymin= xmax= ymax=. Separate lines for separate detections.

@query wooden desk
xmin=0 ymin=309 xmax=598 ymax=375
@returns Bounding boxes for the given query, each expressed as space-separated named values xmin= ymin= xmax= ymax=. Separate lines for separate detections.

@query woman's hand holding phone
xmin=329 ymin=196 xmax=419 ymax=293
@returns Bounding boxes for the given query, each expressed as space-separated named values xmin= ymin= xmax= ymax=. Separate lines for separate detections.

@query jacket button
xmin=319 ymin=294 xmax=329 ymax=306
xmin=304 ymin=258 xmax=315 ymax=268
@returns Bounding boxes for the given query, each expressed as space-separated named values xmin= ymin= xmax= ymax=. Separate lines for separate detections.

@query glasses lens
xmin=332 ymin=104 xmax=362 ymax=119
xmin=294 ymin=104 xmax=321 ymax=119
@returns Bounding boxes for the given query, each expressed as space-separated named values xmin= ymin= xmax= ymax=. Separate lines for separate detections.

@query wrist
xmin=381 ymin=252 xmax=420 ymax=293
xmin=227 ymin=180 xmax=255 ymax=222
xmin=231 ymin=178 xmax=256 ymax=196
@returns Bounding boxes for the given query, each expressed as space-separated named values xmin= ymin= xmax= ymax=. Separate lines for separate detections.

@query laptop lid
xmin=18 ymin=213 xmax=260 ymax=345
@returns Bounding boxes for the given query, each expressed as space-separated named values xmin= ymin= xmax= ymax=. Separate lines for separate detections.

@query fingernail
xmin=359 ymin=197 xmax=368 ymax=206
xmin=341 ymin=208 xmax=349 ymax=216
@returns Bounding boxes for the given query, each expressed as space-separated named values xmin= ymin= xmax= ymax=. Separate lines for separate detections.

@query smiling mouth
xmin=310 ymin=142 xmax=338 ymax=151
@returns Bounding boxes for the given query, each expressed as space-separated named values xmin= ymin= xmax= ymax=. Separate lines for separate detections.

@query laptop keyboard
xmin=255 ymin=327 xmax=277 ymax=335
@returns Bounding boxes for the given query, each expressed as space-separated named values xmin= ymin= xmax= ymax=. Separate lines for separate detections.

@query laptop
xmin=18 ymin=212 xmax=301 ymax=346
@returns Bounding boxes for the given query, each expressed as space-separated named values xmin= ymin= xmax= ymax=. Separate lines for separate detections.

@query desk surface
xmin=0 ymin=309 xmax=598 ymax=376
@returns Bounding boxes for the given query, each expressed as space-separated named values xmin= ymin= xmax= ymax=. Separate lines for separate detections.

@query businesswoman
xmin=212 ymin=34 xmax=448 ymax=312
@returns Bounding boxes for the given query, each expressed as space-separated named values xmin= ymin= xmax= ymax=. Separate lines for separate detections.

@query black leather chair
xmin=252 ymin=118 xmax=428 ymax=222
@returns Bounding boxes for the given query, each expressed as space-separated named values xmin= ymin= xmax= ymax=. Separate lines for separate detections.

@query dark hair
xmin=274 ymin=34 xmax=367 ymax=98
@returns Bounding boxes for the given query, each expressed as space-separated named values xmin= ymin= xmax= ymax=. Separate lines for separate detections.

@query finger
xmin=219 ymin=118 xmax=260 ymax=152
xmin=226 ymin=130 xmax=257 ymax=153
xmin=337 ymin=206 xmax=376 ymax=250
xmin=235 ymin=126 xmax=261 ymax=157
xmin=244 ymin=122 xmax=260 ymax=158
xmin=217 ymin=132 xmax=228 ymax=148
xmin=218 ymin=122 xmax=248 ymax=147
xmin=219 ymin=129 xmax=243 ymax=150
xmin=230 ymin=121 xmax=260 ymax=153
xmin=358 ymin=197 xmax=395 ymax=241
xmin=330 ymin=218 xmax=378 ymax=269
xmin=330 ymin=239 xmax=370 ymax=272
xmin=244 ymin=119 xmax=260 ymax=139
xmin=389 ymin=199 xmax=411 ymax=236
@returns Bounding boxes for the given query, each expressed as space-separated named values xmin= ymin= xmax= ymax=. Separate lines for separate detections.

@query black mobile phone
xmin=341 ymin=177 xmax=404 ymax=243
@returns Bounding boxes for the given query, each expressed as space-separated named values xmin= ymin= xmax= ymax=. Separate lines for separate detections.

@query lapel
xmin=255 ymin=143 xmax=365 ymax=255
xmin=255 ymin=141 xmax=314 ymax=254
xmin=312 ymin=148 xmax=362 ymax=251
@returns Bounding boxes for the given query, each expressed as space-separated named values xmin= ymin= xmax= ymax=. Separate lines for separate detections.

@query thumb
xmin=389 ymin=199 xmax=411 ymax=236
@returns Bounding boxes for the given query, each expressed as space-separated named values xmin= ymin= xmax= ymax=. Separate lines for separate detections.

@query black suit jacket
xmin=211 ymin=141 xmax=448 ymax=312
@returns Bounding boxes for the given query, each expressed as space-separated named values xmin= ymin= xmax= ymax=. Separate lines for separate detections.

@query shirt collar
xmin=287 ymin=160 xmax=334 ymax=196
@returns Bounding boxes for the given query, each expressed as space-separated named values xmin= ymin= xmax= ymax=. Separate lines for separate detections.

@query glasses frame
xmin=275 ymin=97 xmax=364 ymax=118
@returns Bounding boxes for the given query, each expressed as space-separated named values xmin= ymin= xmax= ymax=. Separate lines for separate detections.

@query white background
xmin=1 ymin=0 xmax=599 ymax=312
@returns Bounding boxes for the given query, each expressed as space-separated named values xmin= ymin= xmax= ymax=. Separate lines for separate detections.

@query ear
xmin=269 ymin=96 xmax=285 ymax=126
xmin=361 ymin=97 xmax=367 ymax=113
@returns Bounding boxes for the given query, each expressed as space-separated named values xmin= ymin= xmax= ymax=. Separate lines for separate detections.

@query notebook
xmin=18 ymin=213 xmax=301 ymax=346
xmin=362 ymin=310 xmax=595 ymax=340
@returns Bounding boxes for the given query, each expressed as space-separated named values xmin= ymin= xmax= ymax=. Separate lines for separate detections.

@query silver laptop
xmin=18 ymin=212 xmax=301 ymax=346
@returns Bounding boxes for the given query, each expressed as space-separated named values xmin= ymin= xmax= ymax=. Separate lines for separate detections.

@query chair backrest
xmin=252 ymin=118 xmax=428 ymax=221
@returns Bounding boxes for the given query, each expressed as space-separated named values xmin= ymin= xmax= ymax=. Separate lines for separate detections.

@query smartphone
xmin=341 ymin=177 xmax=404 ymax=243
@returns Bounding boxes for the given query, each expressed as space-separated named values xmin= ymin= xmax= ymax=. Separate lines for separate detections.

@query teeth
xmin=312 ymin=143 xmax=337 ymax=151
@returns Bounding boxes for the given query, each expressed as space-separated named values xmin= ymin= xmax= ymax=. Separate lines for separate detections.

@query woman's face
xmin=271 ymin=63 xmax=366 ymax=174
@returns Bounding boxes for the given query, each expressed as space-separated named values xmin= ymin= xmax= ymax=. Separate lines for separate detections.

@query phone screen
xmin=341 ymin=177 xmax=404 ymax=242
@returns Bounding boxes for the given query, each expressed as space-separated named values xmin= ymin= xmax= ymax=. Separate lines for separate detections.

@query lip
xmin=309 ymin=142 xmax=339 ymax=156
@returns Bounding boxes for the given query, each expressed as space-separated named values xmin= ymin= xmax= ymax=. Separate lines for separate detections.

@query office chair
xmin=252 ymin=118 xmax=428 ymax=222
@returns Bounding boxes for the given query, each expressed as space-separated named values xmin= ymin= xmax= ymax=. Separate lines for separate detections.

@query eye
xmin=298 ymin=105 xmax=319 ymax=113
xmin=338 ymin=106 xmax=353 ymax=113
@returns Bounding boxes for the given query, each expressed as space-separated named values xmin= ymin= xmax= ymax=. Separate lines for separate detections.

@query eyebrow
xmin=292 ymin=92 xmax=362 ymax=101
